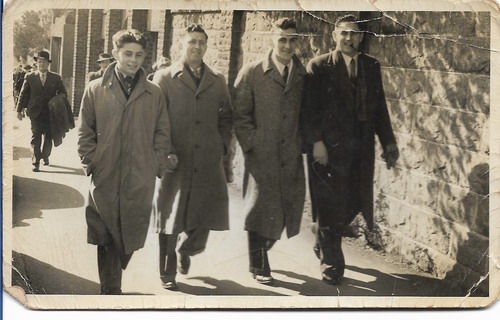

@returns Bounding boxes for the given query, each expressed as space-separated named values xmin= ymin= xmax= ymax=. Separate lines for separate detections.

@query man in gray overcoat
xmin=303 ymin=15 xmax=399 ymax=285
xmin=78 ymin=29 xmax=176 ymax=294
xmin=152 ymin=24 xmax=233 ymax=290
xmin=233 ymin=18 xmax=306 ymax=285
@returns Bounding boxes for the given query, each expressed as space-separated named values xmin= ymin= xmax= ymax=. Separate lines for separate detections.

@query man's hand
xmin=382 ymin=143 xmax=399 ymax=169
xmin=313 ymin=141 xmax=328 ymax=165
xmin=16 ymin=111 xmax=24 ymax=121
xmin=166 ymin=153 xmax=179 ymax=171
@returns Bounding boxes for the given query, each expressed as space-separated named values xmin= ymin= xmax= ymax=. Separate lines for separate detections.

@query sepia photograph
xmin=2 ymin=0 xmax=499 ymax=310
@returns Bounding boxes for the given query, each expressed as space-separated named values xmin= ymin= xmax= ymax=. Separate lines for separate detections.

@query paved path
xmin=8 ymin=108 xmax=462 ymax=299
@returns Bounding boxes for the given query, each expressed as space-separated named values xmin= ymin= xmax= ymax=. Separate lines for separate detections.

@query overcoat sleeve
xmin=372 ymin=60 xmax=396 ymax=149
xmin=16 ymin=76 xmax=31 ymax=112
xmin=153 ymin=91 xmax=174 ymax=178
xmin=302 ymin=59 xmax=327 ymax=146
xmin=77 ymin=85 xmax=98 ymax=176
xmin=217 ymin=74 xmax=233 ymax=155
xmin=233 ymin=64 xmax=256 ymax=153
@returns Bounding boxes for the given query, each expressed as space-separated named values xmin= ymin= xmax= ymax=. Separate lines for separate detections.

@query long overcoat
xmin=233 ymin=51 xmax=306 ymax=240
xmin=303 ymin=50 xmax=397 ymax=230
xmin=151 ymin=62 xmax=232 ymax=235
xmin=78 ymin=62 xmax=173 ymax=254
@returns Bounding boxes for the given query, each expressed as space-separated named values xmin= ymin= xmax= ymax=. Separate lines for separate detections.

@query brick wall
xmin=103 ymin=9 xmax=123 ymax=55
xmin=362 ymin=12 xmax=490 ymax=294
xmin=71 ymin=9 xmax=89 ymax=116
xmin=86 ymin=9 xmax=104 ymax=75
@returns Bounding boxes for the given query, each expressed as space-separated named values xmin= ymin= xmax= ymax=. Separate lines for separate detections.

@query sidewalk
xmin=8 ymin=110 xmax=465 ymax=298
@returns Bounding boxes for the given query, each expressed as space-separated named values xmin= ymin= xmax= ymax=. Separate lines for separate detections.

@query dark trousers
xmin=158 ymin=228 xmax=210 ymax=282
xmin=248 ymin=231 xmax=277 ymax=276
xmin=30 ymin=113 xmax=52 ymax=165
xmin=315 ymin=225 xmax=345 ymax=280
xmin=97 ymin=244 xmax=133 ymax=295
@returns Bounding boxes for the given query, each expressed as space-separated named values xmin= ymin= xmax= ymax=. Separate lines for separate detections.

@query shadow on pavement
xmin=177 ymin=276 xmax=287 ymax=296
xmin=41 ymin=164 xmax=86 ymax=176
xmin=11 ymin=251 xmax=100 ymax=295
xmin=273 ymin=266 xmax=479 ymax=297
xmin=13 ymin=146 xmax=31 ymax=160
xmin=12 ymin=176 xmax=85 ymax=227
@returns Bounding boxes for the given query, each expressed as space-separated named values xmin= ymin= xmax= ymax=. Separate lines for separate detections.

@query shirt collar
xmin=271 ymin=51 xmax=293 ymax=78
xmin=341 ymin=52 xmax=359 ymax=68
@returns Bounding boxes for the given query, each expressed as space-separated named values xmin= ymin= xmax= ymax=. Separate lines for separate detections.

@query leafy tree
xmin=13 ymin=10 xmax=52 ymax=62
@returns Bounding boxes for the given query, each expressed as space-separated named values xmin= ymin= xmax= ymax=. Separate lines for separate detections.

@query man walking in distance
xmin=16 ymin=51 xmax=67 ymax=172
xmin=78 ymin=29 xmax=177 ymax=295
xmin=233 ymin=18 xmax=306 ymax=285
xmin=303 ymin=14 xmax=399 ymax=285
xmin=152 ymin=24 xmax=232 ymax=290
xmin=87 ymin=52 xmax=114 ymax=82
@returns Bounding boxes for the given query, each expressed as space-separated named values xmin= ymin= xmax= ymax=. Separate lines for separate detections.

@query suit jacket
xmin=88 ymin=69 xmax=104 ymax=82
xmin=303 ymin=50 xmax=396 ymax=229
xmin=17 ymin=71 xmax=67 ymax=119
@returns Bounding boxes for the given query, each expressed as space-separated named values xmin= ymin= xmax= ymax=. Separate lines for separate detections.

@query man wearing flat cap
xmin=16 ymin=50 xmax=67 ymax=172
xmin=88 ymin=53 xmax=114 ymax=82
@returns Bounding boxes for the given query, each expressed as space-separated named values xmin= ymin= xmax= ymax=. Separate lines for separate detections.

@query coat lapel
xmin=171 ymin=62 xmax=198 ymax=93
xmin=284 ymin=56 xmax=306 ymax=94
xmin=196 ymin=63 xmax=216 ymax=95
xmin=331 ymin=50 xmax=356 ymax=109
xmin=263 ymin=51 xmax=286 ymax=88
xmin=101 ymin=63 xmax=128 ymax=106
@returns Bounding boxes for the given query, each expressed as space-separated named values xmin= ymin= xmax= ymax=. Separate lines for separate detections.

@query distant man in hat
xmin=16 ymin=50 xmax=67 ymax=172
xmin=88 ymin=53 xmax=114 ymax=82
xmin=13 ymin=64 xmax=32 ymax=106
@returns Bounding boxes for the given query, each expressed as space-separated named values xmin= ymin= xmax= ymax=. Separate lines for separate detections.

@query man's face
xmin=99 ymin=59 xmax=112 ymax=71
xmin=37 ymin=58 xmax=50 ymax=73
xmin=333 ymin=21 xmax=363 ymax=57
xmin=182 ymin=32 xmax=208 ymax=65
xmin=112 ymin=42 xmax=145 ymax=77
xmin=271 ymin=28 xmax=299 ymax=65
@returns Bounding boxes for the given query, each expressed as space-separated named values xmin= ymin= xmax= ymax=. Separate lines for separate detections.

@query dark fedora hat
xmin=34 ymin=50 xmax=52 ymax=63
xmin=96 ymin=53 xmax=113 ymax=62
xmin=23 ymin=65 xmax=32 ymax=70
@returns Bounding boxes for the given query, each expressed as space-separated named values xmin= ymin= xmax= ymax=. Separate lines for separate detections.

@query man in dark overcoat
xmin=87 ymin=53 xmax=114 ymax=82
xmin=233 ymin=18 xmax=306 ymax=285
xmin=303 ymin=14 xmax=399 ymax=285
xmin=16 ymin=51 xmax=67 ymax=172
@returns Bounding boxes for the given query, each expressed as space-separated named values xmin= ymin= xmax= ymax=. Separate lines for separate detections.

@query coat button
xmin=194 ymin=168 xmax=198 ymax=173
xmin=282 ymin=114 xmax=287 ymax=119
xmin=194 ymin=144 xmax=200 ymax=149
xmin=195 ymin=120 xmax=201 ymax=124
xmin=281 ymin=162 xmax=285 ymax=167
xmin=281 ymin=139 xmax=285 ymax=144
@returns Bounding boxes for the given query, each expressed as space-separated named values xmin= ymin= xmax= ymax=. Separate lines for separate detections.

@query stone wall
xmin=363 ymin=12 xmax=490 ymax=295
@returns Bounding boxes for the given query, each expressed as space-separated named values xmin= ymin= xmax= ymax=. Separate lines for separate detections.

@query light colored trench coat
xmin=233 ymin=51 xmax=306 ymax=240
xmin=78 ymin=62 xmax=173 ymax=254
xmin=151 ymin=62 xmax=232 ymax=234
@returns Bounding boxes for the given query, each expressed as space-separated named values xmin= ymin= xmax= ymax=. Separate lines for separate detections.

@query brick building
xmin=48 ymin=9 xmax=490 ymax=295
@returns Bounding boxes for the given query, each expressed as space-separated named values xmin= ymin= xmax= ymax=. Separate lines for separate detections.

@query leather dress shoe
xmin=32 ymin=164 xmax=40 ymax=172
xmin=161 ymin=280 xmax=178 ymax=291
xmin=42 ymin=158 xmax=50 ymax=166
xmin=322 ymin=273 xmax=343 ymax=286
xmin=178 ymin=254 xmax=190 ymax=275
xmin=252 ymin=273 xmax=274 ymax=285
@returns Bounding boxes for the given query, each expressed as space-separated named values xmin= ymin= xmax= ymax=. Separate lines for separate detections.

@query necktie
xmin=40 ymin=73 xmax=46 ymax=86
xmin=283 ymin=65 xmax=289 ymax=84
xmin=124 ymin=76 xmax=134 ymax=95
xmin=192 ymin=68 xmax=201 ymax=80
xmin=349 ymin=59 xmax=356 ymax=79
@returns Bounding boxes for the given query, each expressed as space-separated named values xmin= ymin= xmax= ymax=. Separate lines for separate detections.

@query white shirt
xmin=271 ymin=52 xmax=293 ymax=83
xmin=341 ymin=53 xmax=358 ymax=78
xmin=39 ymin=71 xmax=47 ymax=84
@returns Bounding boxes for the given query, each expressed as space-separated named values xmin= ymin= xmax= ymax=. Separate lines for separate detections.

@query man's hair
xmin=272 ymin=18 xmax=298 ymax=33
xmin=185 ymin=24 xmax=208 ymax=40
xmin=335 ymin=14 xmax=359 ymax=28
xmin=112 ymin=29 xmax=147 ymax=50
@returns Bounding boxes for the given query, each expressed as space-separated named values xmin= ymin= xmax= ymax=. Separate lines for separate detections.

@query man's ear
xmin=332 ymin=30 xmax=337 ymax=43
xmin=112 ymin=49 xmax=119 ymax=60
